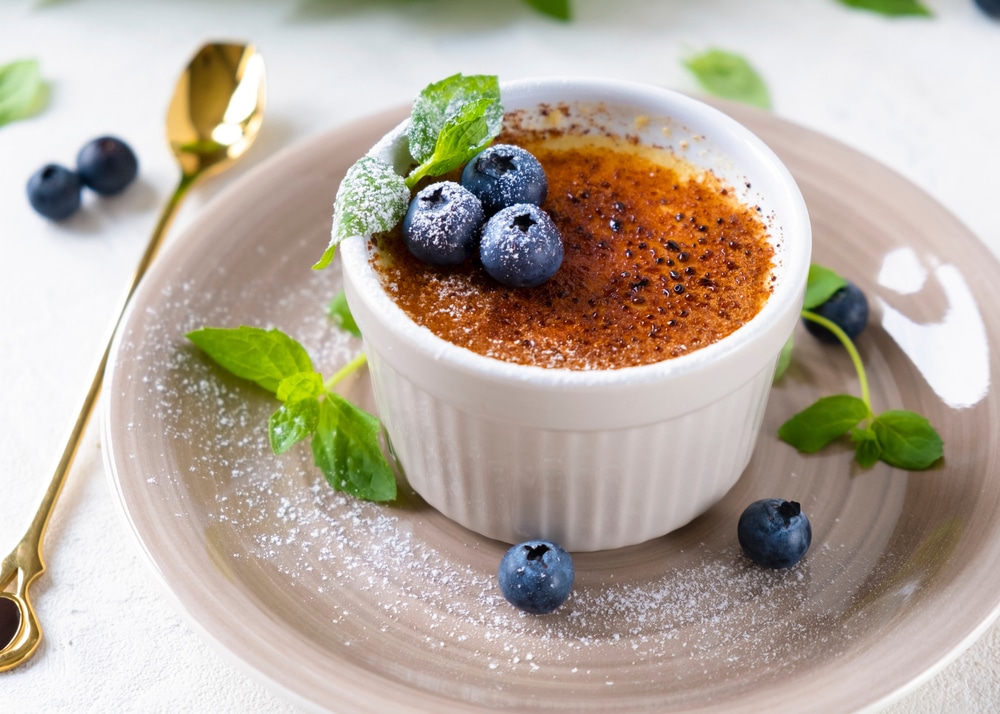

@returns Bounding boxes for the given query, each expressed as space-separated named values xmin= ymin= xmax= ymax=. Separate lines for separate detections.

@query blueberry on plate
xmin=461 ymin=143 xmax=547 ymax=216
xmin=804 ymin=280 xmax=869 ymax=344
xmin=737 ymin=498 xmax=812 ymax=569
xmin=480 ymin=203 xmax=563 ymax=288
xmin=498 ymin=539 xmax=574 ymax=614
xmin=26 ymin=164 xmax=83 ymax=220
xmin=402 ymin=181 xmax=484 ymax=265
xmin=76 ymin=136 xmax=139 ymax=195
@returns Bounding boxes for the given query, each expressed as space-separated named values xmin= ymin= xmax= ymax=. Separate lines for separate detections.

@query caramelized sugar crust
xmin=371 ymin=125 xmax=775 ymax=371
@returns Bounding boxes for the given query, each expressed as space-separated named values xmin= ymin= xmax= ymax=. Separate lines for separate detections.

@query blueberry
xmin=975 ymin=0 xmax=1000 ymax=18
xmin=804 ymin=280 xmax=869 ymax=344
xmin=461 ymin=143 xmax=547 ymax=216
xmin=498 ymin=540 xmax=574 ymax=614
xmin=76 ymin=136 xmax=138 ymax=195
xmin=26 ymin=164 xmax=83 ymax=220
xmin=480 ymin=203 xmax=563 ymax=288
xmin=402 ymin=181 xmax=484 ymax=265
xmin=737 ymin=498 xmax=812 ymax=569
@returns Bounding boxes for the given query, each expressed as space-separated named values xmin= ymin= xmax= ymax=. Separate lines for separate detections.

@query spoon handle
xmin=0 ymin=172 xmax=198 ymax=669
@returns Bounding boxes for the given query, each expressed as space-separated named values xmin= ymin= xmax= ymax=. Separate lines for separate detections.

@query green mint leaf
xmin=328 ymin=291 xmax=362 ymax=338
xmin=269 ymin=397 xmax=320 ymax=455
xmin=835 ymin=0 xmax=932 ymax=17
xmin=523 ymin=0 xmax=572 ymax=20
xmin=187 ymin=326 xmax=314 ymax=394
xmin=803 ymin=264 xmax=848 ymax=310
xmin=851 ymin=426 xmax=882 ymax=468
xmin=408 ymin=73 xmax=502 ymax=165
xmin=314 ymin=155 xmax=409 ymax=270
xmin=683 ymin=49 xmax=771 ymax=110
xmin=0 ymin=59 xmax=45 ymax=127
xmin=773 ymin=334 xmax=795 ymax=382
xmin=872 ymin=410 xmax=944 ymax=470
xmin=311 ymin=394 xmax=396 ymax=502
xmin=276 ymin=371 xmax=325 ymax=403
xmin=778 ymin=394 xmax=871 ymax=453
xmin=406 ymin=96 xmax=503 ymax=188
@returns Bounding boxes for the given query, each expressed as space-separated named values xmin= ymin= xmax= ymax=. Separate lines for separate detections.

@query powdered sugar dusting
xmin=114 ymin=250 xmax=866 ymax=708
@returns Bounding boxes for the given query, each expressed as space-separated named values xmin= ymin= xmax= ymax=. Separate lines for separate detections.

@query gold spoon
xmin=0 ymin=41 xmax=266 ymax=672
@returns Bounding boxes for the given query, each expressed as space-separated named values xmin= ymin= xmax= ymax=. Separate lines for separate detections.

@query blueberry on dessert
xmin=737 ymin=498 xmax=812 ymax=569
xmin=402 ymin=181 xmax=484 ymax=265
xmin=498 ymin=540 xmax=574 ymax=614
xmin=480 ymin=203 xmax=563 ymax=288
xmin=461 ymin=143 xmax=547 ymax=216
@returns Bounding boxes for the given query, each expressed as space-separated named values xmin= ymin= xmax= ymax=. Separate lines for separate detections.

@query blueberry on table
xmin=480 ymin=203 xmax=563 ymax=288
xmin=76 ymin=136 xmax=139 ymax=195
xmin=461 ymin=143 xmax=547 ymax=216
xmin=498 ymin=540 xmax=574 ymax=614
xmin=402 ymin=181 xmax=484 ymax=265
xmin=804 ymin=280 xmax=869 ymax=344
xmin=738 ymin=499 xmax=812 ymax=569
xmin=26 ymin=164 xmax=83 ymax=220
xmin=975 ymin=0 xmax=1000 ymax=18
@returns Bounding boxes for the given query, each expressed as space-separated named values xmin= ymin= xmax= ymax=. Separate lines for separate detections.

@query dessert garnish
xmin=683 ymin=49 xmax=772 ymax=110
xmin=737 ymin=499 xmax=812 ymax=569
xmin=777 ymin=264 xmax=944 ymax=470
xmin=313 ymin=73 xmax=503 ymax=270
xmin=186 ymin=325 xmax=396 ymax=502
xmin=835 ymin=0 xmax=932 ymax=18
xmin=26 ymin=135 xmax=139 ymax=220
xmin=0 ymin=58 xmax=44 ymax=128
xmin=497 ymin=539 xmax=575 ymax=614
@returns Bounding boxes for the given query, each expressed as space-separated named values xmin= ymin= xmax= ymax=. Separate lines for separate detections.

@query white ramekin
xmin=340 ymin=77 xmax=811 ymax=551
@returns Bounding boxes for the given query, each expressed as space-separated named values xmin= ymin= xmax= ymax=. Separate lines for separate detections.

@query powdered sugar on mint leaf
xmin=314 ymin=73 xmax=503 ymax=271
xmin=314 ymin=155 xmax=409 ymax=270
xmin=405 ymin=73 xmax=503 ymax=188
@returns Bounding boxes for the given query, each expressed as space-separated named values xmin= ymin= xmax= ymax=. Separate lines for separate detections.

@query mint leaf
xmin=872 ymin=410 xmax=944 ymax=470
xmin=276 ymin=371 xmax=325 ymax=403
xmin=835 ymin=0 xmax=932 ymax=17
xmin=774 ymin=334 xmax=795 ymax=382
xmin=523 ymin=0 xmax=572 ymax=20
xmin=328 ymin=290 xmax=361 ymax=338
xmin=0 ymin=59 xmax=45 ymax=127
xmin=269 ymin=398 xmax=320 ymax=455
xmin=851 ymin=426 xmax=882 ymax=468
xmin=314 ymin=155 xmax=409 ymax=270
xmin=406 ymin=97 xmax=498 ymax=188
xmin=683 ymin=49 xmax=771 ymax=110
xmin=187 ymin=326 xmax=314 ymax=393
xmin=311 ymin=394 xmax=396 ymax=502
xmin=408 ymin=73 xmax=502 ymax=165
xmin=803 ymin=264 xmax=848 ymax=310
xmin=778 ymin=394 xmax=871 ymax=453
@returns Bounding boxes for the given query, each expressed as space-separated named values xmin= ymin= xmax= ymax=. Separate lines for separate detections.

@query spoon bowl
xmin=0 ymin=41 xmax=265 ymax=672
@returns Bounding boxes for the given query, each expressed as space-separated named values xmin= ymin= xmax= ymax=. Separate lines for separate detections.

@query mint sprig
xmin=314 ymin=73 xmax=503 ymax=270
xmin=0 ymin=58 xmax=46 ymax=128
xmin=683 ymin=49 xmax=771 ymax=110
xmin=328 ymin=290 xmax=362 ymax=338
xmin=187 ymin=326 xmax=396 ymax=502
xmin=835 ymin=0 xmax=932 ymax=17
xmin=523 ymin=0 xmax=571 ymax=20
xmin=777 ymin=265 xmax=943 ymax=470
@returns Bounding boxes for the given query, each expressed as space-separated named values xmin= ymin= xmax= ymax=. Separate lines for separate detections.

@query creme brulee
xmin=369 ymin=123 xmax=775 ymax=371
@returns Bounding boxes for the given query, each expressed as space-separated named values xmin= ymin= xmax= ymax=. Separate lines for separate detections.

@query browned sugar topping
xmin=371 ymin=130 xmax=775 ymax=371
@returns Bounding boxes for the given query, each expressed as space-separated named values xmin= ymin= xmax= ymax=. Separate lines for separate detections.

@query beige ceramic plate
xmin=103 ymin=102 xmax=1000 ymax=713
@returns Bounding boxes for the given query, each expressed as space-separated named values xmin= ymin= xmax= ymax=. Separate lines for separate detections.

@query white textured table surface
xmin=2 ymin=1 xmax=999 ymax=711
